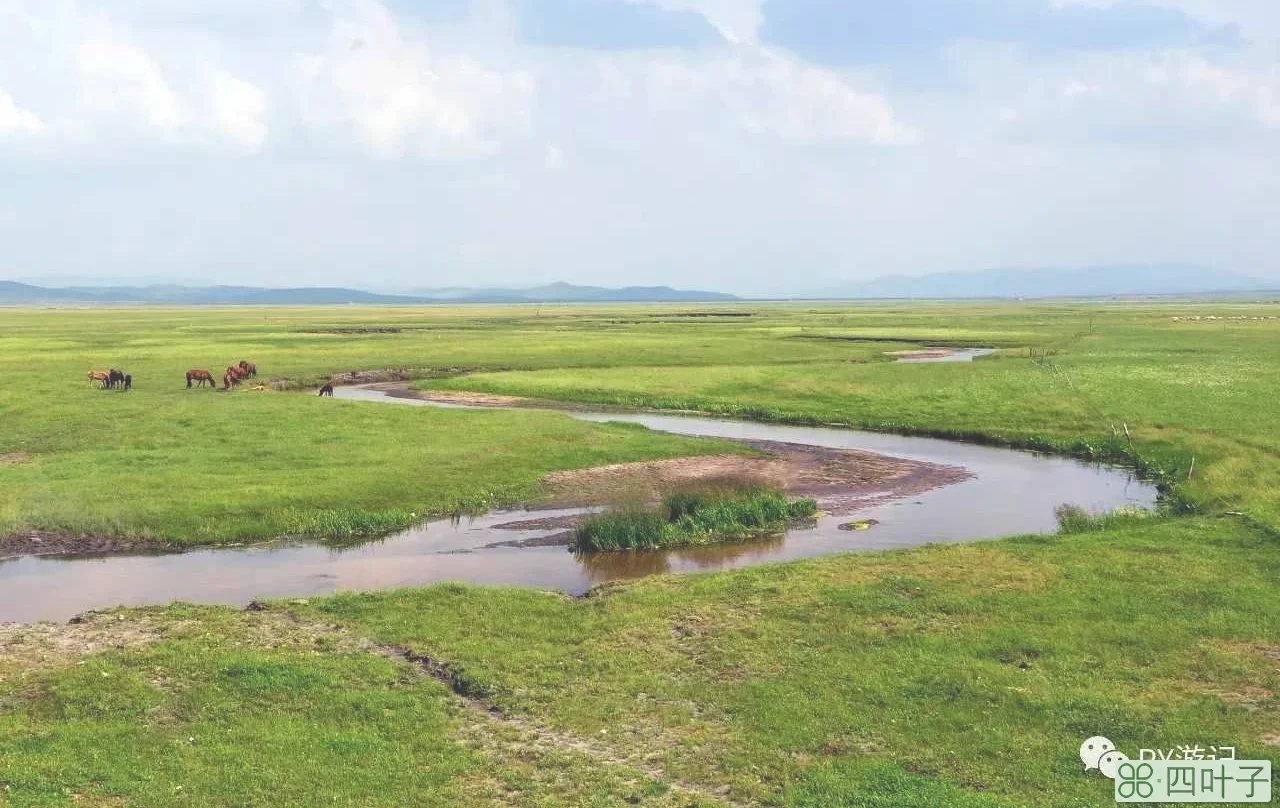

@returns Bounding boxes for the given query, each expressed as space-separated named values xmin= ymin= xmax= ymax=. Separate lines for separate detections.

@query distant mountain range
xmin=405 ymin=281 xmax=738 ymax=303
xmin=818 ymin=265 xmax=1275 ymax=299
xmin=0 ymin=281 xmax=738 ymax=305
xmin=6 ymin=266 xmax=1273 ymax=305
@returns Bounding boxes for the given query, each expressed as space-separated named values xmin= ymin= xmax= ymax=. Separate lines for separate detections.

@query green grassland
xmin=0 ymin=307 xmax=782 ymax=542
xmin=1 ymin=301 xmax=1278 ymax=807
xmin=429 ymin=303 xmax=1280 ymax=528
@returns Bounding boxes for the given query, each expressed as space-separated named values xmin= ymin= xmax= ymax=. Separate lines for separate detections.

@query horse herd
xmin=86 ymin=361 xmax=343 ymax=397
xmin=86 ymin=368 xmax=132 ymax=390
xmin=186 ymin=360 xmax=258 ymax=390
xmin=87 ymin=360 xmax=259 ymax=392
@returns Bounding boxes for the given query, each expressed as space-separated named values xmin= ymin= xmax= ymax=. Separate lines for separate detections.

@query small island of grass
xmin=574 ymin=481 xmax=818 ymax=552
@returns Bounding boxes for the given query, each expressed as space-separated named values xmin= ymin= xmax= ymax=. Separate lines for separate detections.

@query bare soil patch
xmin=492 ymin=514 xmax=584 ymax=532
xmin=483 ymin=535 xmax=576 ymax=553
xmin=375 ymin=381 xmax=597 ymax=410
xmin=540 ymin=439 xmax=971 ymax=516
xmin=0 ymin=451 xmax=31 ymax=466
xmin=299 ymin=327 xmax=403 ymax=334
xmin=0 ymin=611 xmax=169 ymax=675
xmin=394 ymin=388 xmax=530 ymax=408
xmin=486 ymin=514 xmax=582 ymax=548
xmin=328 ymin=368 xmax=418 ymax=385
xmin=886 ymin=348 xmax=963 ymax=360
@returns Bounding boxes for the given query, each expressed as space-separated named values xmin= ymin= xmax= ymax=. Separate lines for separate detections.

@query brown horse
xmin=107 ymin=369 xmax=125 ymax=389
xmin=238 ymin=360 xmax=257 ymax=378
xmin=187 ymin=369 xmax=215 ymax=389
xmin=223 ymin=366 xmax=246 ymax=390
xmin=318 ymin=383 xmax=334 ymax=397
xmin=87 ymin=370 xmax=110 ymax=388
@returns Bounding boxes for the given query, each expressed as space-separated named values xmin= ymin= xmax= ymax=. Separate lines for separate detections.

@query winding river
xmin=0 ymin=386 xmax=1157 ymax=623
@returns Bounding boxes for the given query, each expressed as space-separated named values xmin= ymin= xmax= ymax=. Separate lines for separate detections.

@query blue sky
xmin=0 ymin=0 xmax=1276 ymax=295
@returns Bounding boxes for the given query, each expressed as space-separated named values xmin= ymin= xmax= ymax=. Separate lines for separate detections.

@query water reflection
xmin=574 ymin=535 xmax=789 ymax=583
xmin=894 ymin=348 xmax=995 ymax=363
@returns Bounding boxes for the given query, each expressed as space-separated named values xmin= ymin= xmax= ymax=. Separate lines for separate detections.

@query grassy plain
xmin=1 ymin=301 xmax=1278 ymax=807
xmin=0 ymin=307 xmax=782 ymax=542
xmin=430 ymin=303 xmax=1280 ymax=527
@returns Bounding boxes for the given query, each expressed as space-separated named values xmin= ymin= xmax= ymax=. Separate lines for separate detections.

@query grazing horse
xmin=87 ymin=370 xmax=110 ymax=388
xmin=318 ymin=383 xmax=334 ymax=397
xmin=238 ymin=360 xmax=257 ymax=378
xmin=123 ymin=374 xmax=132 ymax=391
xmin=223 ymin=366 xmax=245 ymax=390
xmin=186 ymin=369 xmax=215 ymax=389
xmin=107 ymin=369 xmax=125 ymax=389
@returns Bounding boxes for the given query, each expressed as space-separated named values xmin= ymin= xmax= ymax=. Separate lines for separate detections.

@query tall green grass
xmin=575 ymin=482 xmax=818 ymax=552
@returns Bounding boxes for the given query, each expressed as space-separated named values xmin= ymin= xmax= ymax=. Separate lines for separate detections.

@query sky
xmin=0 ymin=0 xmax=1277 ymax=296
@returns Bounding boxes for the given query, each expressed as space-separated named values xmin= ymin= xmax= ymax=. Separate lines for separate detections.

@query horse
xmin=107 ymin=369 xmax=125 ymax=389
xmin=186 ymin=369 xmax=215 ymax=389
xmin=238 ymin=360 xmax=257 ymax=378
xmin=318 ymin=383 xmax=334 ymax=397
xmin=123 ymin=374 xmax=132 ymax=391
xmin=223 ymin=366 xmax=245 ymax=390
xmin=87 ymin=370 xmax=110 ymax=388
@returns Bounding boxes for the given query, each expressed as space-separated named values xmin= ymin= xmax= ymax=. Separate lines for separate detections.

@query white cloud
xmin=637 ymin=0 xmax=763 ymax=43
xmin=77 ymin=38 xmax=187 ymax=133
xmin=543 ymin=144 xmax=567 ymax=170
xmin=208 ymin=70 xmax=267 ymax=150
xmin=1144 ymin=52 xmax=1280 ymax=129
xmin=618 ymin=47 xmax=916 ymax=146
xmin=736 ymin=53 xmax=917 ymax=146
xmin=0 ymin=88 xmax=45 ymax=135
xmin=0 ymin=1 xmax=271 ymax=151
xmin=1062 ymin=80 xmax=1100 ymax=97
xmin=941 ymin=41 xmax=1280 ymax=144
xmin=296 ymin=0 xmax=535 ymax=159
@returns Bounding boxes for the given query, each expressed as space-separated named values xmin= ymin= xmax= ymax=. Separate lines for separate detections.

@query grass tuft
xmin=575 ymin=480 xmax=817 ymax=552
xmin=1054 ymin=503 xmax=1159 ymax=534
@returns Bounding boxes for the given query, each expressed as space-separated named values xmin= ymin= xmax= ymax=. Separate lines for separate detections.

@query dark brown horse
xmin=318 ymin=383 xmax=334 ymax=397
xmin=87 ymin=370 xmax=110 ymax=388
xmin=186 ymin=369 xmax=215 ymax=389
xmin=223 ymin=366 xmax=246 ymax=390
xmin=107 ymin=369 xmax=125 ymax=389
xmin=238 ymin=360 xmax=257 ymax=378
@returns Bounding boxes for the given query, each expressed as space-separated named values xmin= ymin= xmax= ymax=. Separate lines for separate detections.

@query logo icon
xmin=1081 ymin=736 xmax=1116 ymax=771
xmin=1115 ymin=761 xmax=1155 ymax=800
xmin=1098 ymin=749 xmax=1131 ymax=779
xmin=1079 ymin=735 xmax=1271 ymax=803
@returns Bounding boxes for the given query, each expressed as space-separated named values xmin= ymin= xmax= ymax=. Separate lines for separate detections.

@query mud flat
xmin=0 ymin=530 xmax=173 ymax=559
xmin=540 ymin=439 xmax=970 ymax=515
